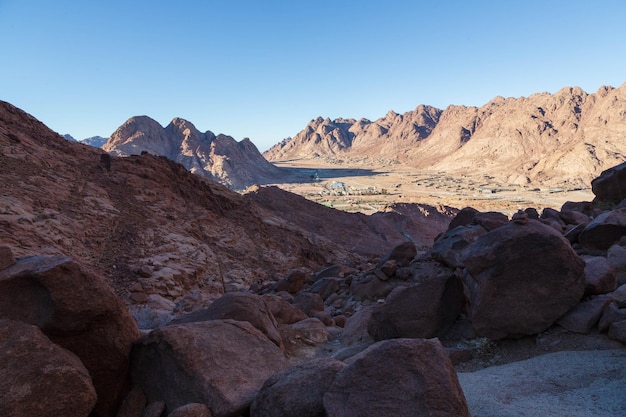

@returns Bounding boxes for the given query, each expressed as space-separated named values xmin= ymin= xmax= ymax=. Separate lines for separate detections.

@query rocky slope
xmin=0 ymin=100 xmax=453 ymax=307
xmin=103 ymin=116 xmax=285 ymax=190
xmin=265 ymin=84 xmax=626 ymax=187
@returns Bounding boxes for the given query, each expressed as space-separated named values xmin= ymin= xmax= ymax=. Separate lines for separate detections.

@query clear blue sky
xmin=1 ymin=1 xmax=625 ymax=151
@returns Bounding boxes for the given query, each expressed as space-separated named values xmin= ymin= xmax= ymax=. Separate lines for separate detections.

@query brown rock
xmin=310 ymin=277 xmax=341 ymax=300
xmin=431 ymin=224 xmax=487 ymax=268
xmin=0 ymin=256 xmax=140 ymax=417
xmin=378 ymin=241 xmax=417 ymax=267
xmin=142 ymin=401 xmax=166 ymax=417
xmin=584 ymin=256 xmax=617 ymax=296
xmin=341 ymin=305 xmax=376 ymax=345
xmin=591 ymin=161 xmax=626 ymax=205
xmin=289 ymin=317 xmax=330 ymax=345
xmin=293 ymin=292 xmax=325 ymax=316
xmin=262 ymin=294 xmax=308 ymax=324
xmin=462 ymin=220 xmax=586 ymax=339
xmin=473 ymin=211 xmax=509 ymax=231
xmin=349 ymin=273 xmax=392 ymax=301
xmin=167 ymin=403 xmax=212 ymax=417
xmin=131 ymin=320 xmax=290 ymax=417
xmin=274 ymin=269 xmax=307 ymax=294
xmin=170 ymin=292 xmax=283 ymax=349
xmin=0 ymin=246 xmax=15 ymax=270
xmin=556 ymin=295 xmax=612 ymax=334
xmin=447 ymin=206 xmax=479 ymax=230
xmin=323 ymin=338 xmax=470 ymax=417
xmin=367 ymin=274 xmax=464 ymax=341
xmin=0 ymin=319 xmax=97 ymax=417
xmin=579 ymin=208 xmax=626 ymax=250
xmin=250 ymin=358 xmax=346 ymax=417
xmin=115 ymin=386 xmax=147 ymax=417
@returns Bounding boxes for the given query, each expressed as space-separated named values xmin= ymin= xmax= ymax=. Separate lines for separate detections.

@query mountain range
xmin=102 ymin=116 xmax=284 ymax=190
xmin=265 ymin=84 xmax=626 ymax=187
xmin=63 ymin=134 xmax=108 ymax=148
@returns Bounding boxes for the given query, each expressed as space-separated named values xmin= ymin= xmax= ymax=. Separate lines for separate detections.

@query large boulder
xmin=461 ymin=220 xmax=586 ymax=339
xmin=431 ymin=224 xmax=487 ymax=268
xmin=262 ymin=294 xmax=308 ymax=324
xmin=323 ymin=338 xmax=470 ymax=417
xmin=250 ymin=358 xmax=346 ymax=417
xmin=170 ymin=292 xmax=283 ymax=349
xmin=579 ymin=208 xmax=626 ymax=251
xmin=367 ymin=274 xmax=464 ymax=341
xmin=0 ymin=319 xmax=97 ymax=417
xmin=131 ymin=320 xmax=290 ymax=417
xmin=0 ymin=256 xmax=140 ymax=417
xmin=591 ymin=161 xmax=626 ymax=205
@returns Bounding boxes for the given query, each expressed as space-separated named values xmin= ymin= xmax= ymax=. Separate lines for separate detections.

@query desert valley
xmin=2 ymin=83 xmax=626 ymax=417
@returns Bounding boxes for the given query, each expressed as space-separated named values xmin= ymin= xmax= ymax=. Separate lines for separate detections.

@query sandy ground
xmin=269 ymin=159 xmax=595 ymax=215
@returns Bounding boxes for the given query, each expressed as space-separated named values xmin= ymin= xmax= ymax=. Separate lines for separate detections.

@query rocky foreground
xmin=1 ymin=100 xmax=626 ymax=416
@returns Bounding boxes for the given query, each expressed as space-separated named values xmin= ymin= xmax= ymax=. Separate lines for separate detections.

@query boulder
xmin=273 ymin=269 xmax=307 ymax=294
xmin=0 ymin=319 xmax=97 ymax=417
xmin=262 ymin=294 xmax=308 ymax=324
xmin=461 ymin=220 xmax=586 ymax=339
xmin=349 ymin=273 xmax=392 ymax=301
xmin=323 ymin=338 xmax=470 ymax=417
xmin=0 ymin=256 xmax=140 ymax=417
xmin=608 ymin=320 xmax=626 ymax=343
xmin=131 ymin=320 xmax=290 ymax=417
xmin=431 ymin=224 xmax=487 ymax=268
xmin=142 ymin=401 xmax=166 ymax=417
xmin=170 ymin=292 xmax=283 ymax=349
xmin=367 ymin=274 xmax=464 ymax=341
xmin=167 ymin=403 xmax=213 ymax=417
xmin=556 ymin=295 xmax=612 ymax=334
xmin=447 ymin=206 xmax=479 ymax=230
xmin=378 ymin=241 xmax=417 ymax=267
xmin=599 ymin=303 xmax=626 ymax=332
xmin=289 ymin=317 xmax=330 ymax=345
xmin=115 ymin=385 xmax=147 ymax=417
xmin=579 ymin=208 xmax=626 ymax=251
xmin=341 ymin=305 xmax=375 ymax=346
xmin=583 ymin=256 xmax=617 ymax=296
xmin=310 ymin=277 xmax=341 ymax=301
xmin=250 ymin=358 xmax=346 ymax=417
xmin=472 ymin=211 xmax=509 ymax=231
xmin=591 ymin=161 xmax=626 ymax=205
xmin=607 ymin=245 xmax=626 ymax=285
xmin=293 ymin=292 xmax=325 ymax=316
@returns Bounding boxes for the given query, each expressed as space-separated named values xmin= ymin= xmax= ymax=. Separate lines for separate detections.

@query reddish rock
xmin=293 ymin=292 xmax=325 ymax=316
xmin=115 ymin=386 xmax=147 ymax=417
xmin=170 ymin=292 xmax=283 ymax=349
xmin=310 ymin=277 xmax=341 ymax=301
xmin=557 ymin=295 xmax=612 ymax=334
xmin=250 ymin=358 xmax=346 ymax=417
xmin=167 ymin=403 xmax=213 ymax=417
xmin=323 ymin=338 xmax=470 ymax=417
xmin=579 ymin=208 xmax=626 ymax=250
xmin=367 ymin=274 xmax=464 ymax=341
xmin=472 ymin=211 xmax=509 ymax=231
xmin=584 ymin=256 xmax=617 ymax=295
xmin=262 ymin=294 xmax=307 ymax=324
xmin=559 ymin=209 xmax=590 ymax=226
xmin=341 ymin=305 xmax=376 ymax=345
xmin=0 ymin=246 xmax=15 ymax=270
xmin=378 ymin=241 xmax=417 ymax=267
xmin=591 ymin=161 xmax=626 ymax=205
xmin=350 ymin=273 xmax=393 ymax=301
xmin=0 ymin=319 xmax=97 ymax=417
xmin=289 ymin=317 xmax=330 ymax=345
xmin=0 ymin=256 xmax=140 ymax=417
xmin=131 ymin=320 xmax=289 ymax=417
xmin=461 ymin=220 xmax=586 ymax=339
xmin=431 ymin=224 xmax=487 ymax=268
xmin=447 ymin=206 xmax=479 ymax=230
xmin=274 ymin=270 xmax=307 ymax=294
